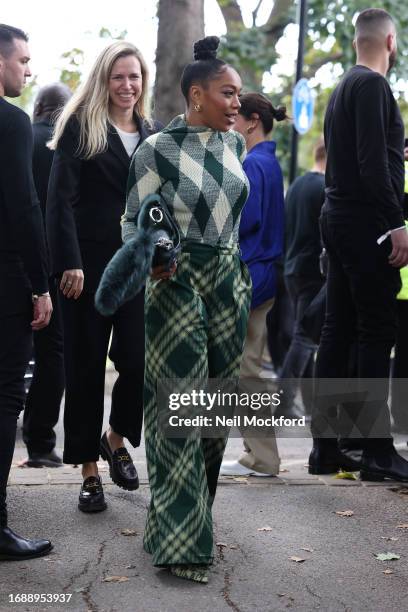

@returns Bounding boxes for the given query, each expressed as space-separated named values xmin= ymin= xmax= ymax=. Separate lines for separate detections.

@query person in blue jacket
xmin=221 ymin=92 xmax=287 ymax=477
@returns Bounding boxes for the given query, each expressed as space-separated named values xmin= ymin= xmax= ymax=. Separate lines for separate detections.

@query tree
xmin=217 ymin=0 xmax=408 ymax=89
xmin=216 ymin=1 xmax=408 ymax=181
xmin=154 ymin=0 xmax=205 ymax=125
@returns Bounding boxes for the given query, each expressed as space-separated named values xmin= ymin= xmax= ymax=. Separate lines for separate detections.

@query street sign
xmin=292 ymin=78 xmax=314 ymax=135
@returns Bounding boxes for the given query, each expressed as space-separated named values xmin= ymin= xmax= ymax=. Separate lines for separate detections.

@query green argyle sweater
xmin=122 ymin=115 xmax=249 ymax=246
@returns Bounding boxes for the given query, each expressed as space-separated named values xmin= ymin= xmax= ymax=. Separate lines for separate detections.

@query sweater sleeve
xmin=122 ymin=136 xmax=162 ymax=243
xmin=1 ymin=109 xmax=48 ymax=293
xmin=355 ymin=75 xmax=404 ymax=230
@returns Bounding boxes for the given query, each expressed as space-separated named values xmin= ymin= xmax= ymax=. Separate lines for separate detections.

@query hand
xmin=31 ymin=295 xmax=53 ymax=330
xmin=150 ymin=262 xmax=177 ymax=280
xmin=60 ymin=269 xmax=84 ymax=299
xmin=389 ymin=228 xmax=408 ymax=268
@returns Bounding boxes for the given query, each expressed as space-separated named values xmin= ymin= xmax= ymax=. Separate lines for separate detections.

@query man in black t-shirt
xmin=309 ymin=8 xmax=408 ymax=481
xmin=0 ymin=24 xmax=53 ymax=559
xmin=278 ymin=141 xmax=326 ymax=418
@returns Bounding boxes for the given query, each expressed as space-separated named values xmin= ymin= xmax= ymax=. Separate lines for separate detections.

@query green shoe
xmin=169 ymin=564 xmax=209 ymax=584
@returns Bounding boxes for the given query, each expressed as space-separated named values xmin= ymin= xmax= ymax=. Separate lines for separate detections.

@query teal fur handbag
xmin=95 ymin=194 xmax=180 ymax=316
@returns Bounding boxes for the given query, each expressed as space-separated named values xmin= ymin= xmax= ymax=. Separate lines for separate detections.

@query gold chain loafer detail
xmin=100 ymin=432 xmax=139 ymax=491
xmin=78 ymin=476 xmax=107 ymax=513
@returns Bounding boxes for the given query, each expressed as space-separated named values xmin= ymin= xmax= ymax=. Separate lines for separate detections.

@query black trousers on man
xmin=0 ymin=286 xmax=32 ymax=527
xmin=23 ymin=279 xmax=64 ymax=455
xmin=279 ymin=275 xmax=324 ymax=413
xmin=61 ymin=290 xmax=145 ymax=464
xmin=312 ymin=210 xmax=400 ymax=450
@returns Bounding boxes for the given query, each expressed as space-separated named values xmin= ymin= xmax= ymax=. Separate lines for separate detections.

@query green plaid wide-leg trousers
xmin=143 ymin=243 xmax=251 ymax=567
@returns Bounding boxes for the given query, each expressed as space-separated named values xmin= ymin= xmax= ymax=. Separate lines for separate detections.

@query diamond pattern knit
xmin=122 ymin=115 xmax=249 ymax=246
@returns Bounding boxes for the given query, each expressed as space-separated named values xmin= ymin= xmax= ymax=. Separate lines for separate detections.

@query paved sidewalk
xmin=3 ymin=384 xmax=408 ymax=612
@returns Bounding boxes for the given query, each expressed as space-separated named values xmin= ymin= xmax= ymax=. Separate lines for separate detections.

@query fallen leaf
xmin=257 ymin=526 xmax=273 ymax=532
xmin=381 ymin=537 xmax=399 ymax=542
xmin=375 ymin=552 xmax=400 ymax=561
xmin=126 ymin=564 xmax=136 ymax=569
xmin=300 ymin=547 xmax=314 ymax=553
xmin=233 ymin=476 xmax=248 ymax=482
xmin=396 ymin=524 xmax=408 ymax=529
xmin=216 ymin=542 xmax=228 ymax=548
xmin=290 ymin=556 xmax=305 ymax=563
xmin=334 ymin=471 xmax=358 ymax=480
xmin=335 ymin=510 xmax=354 ymax=517
xmin=383 ymin=569 xmax=394 ymax=575
xmin=121 ymin=529 xmax=137 ymax=536
xmin=103 ymin=576 xmax=129 ymax=583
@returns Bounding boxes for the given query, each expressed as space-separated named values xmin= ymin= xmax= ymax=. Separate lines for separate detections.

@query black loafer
xmin=0 ymin=526 xmax=52 ymax=561
xmin=78 ymin=476 xmax=107 ymax=513
xmin=100 ymin=432 xmax=139 ymax=491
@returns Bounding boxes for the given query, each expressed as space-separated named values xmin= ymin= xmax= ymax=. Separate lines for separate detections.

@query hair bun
xmin=193 ymin=36 xmax=220 ymax=61
xmin=273 ymin=105 xmax=287 ymax=122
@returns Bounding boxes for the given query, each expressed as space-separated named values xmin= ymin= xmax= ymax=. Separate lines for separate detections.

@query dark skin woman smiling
xmin=122 ymin=36 xmax=252 ymax=584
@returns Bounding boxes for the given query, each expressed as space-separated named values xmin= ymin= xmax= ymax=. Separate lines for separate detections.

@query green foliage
xmin=307 ymin=0 xmax=408 ymax=82
xmin=99 ymin=27 xmax=127 ymax=40
xmin=6 ymin=76 xmax=38 ymax=113
xmin=59 ymin=47 xmax=84 ymax=92
xmin=219 ymin=27 xmax=278 ymax=90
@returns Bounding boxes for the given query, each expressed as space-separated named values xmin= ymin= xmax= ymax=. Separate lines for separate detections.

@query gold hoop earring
xmin=194 ymin=104 xmax=202 ymax=112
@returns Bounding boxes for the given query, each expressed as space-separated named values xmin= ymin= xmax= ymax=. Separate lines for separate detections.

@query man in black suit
xmin=0 ymin=24 xmax=53 ymax=559
xmin=21 ymin=84 xmax=71 ymax=468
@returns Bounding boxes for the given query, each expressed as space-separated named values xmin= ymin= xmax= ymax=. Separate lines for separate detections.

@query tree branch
xmin=304 ymin=51 xmax=344 ymax=77
xmin=216 ymin=0 xmax=244 ymax=33
xmin=252 ymin=0 xmax=264 ymax=27
xmin=263 ymin=0 xmax=293 ymax=46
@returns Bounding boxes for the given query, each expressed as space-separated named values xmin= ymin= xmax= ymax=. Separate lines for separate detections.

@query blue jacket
xmin=239 ymin=141 xmax=284 ymax=309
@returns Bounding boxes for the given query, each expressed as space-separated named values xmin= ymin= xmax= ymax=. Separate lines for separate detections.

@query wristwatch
xmin=32 ymin=292 xmax=50 ymax=303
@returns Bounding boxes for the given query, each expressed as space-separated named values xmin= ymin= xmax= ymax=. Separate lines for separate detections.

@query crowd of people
xmin=1 ymin=6 xmax=408 ymax=585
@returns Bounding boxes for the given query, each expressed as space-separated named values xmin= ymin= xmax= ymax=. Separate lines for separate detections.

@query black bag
xmin=136 ymin=193 xmax=180 ymax=269
xmin=95 ymin=194 xmax=180 ymax=316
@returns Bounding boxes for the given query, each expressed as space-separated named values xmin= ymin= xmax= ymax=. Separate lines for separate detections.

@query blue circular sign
xmin=292 ymin=78 xmax=314 ymax=135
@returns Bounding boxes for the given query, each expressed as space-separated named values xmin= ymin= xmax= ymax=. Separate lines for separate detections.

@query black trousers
xmin=61 ymin=290 xmax=145 ymax=464
xmin=279 ymin=275 xmax=323 ymax=411
xmin=0 ymin=293 xmax=32 ymax=526
xmin=313 ymin=211 xmax=400 ymax=450
xmin=266 ymin=262 xmax=294 ymax=373
xmin=23 ymin=279 xmax=64 ymax=455
xmin=391 ymin=299 xmax=408 ymax=430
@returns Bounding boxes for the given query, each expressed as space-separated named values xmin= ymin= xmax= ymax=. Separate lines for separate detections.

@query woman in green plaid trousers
xmin=122 ymin=37 xmax=251 ymax=583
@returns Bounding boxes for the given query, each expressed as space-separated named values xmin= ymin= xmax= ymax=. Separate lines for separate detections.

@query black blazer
xmin=46 ymin=114 xmax=160 ymax=293
xmin=0 ymin=98 xmax=48 ymax=308
xmin=32 ymin=120 xmax=54 ymax=217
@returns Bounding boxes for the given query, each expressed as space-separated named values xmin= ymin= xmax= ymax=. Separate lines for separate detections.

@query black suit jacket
xmin=32 ymin=120 xmax=54 ymax=217
xmin=46 ymin=114 xmax=160 ymax=293
xmin=0 ymin=98 xmax=48 ymax=310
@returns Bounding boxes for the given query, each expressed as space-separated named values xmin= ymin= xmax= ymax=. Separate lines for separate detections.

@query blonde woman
xmin=47 ymin=41 xmax=160 ymax=512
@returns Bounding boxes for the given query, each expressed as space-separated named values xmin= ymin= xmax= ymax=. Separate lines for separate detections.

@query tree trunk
xmin=154 ymin=0 xmax=205 ymax=126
